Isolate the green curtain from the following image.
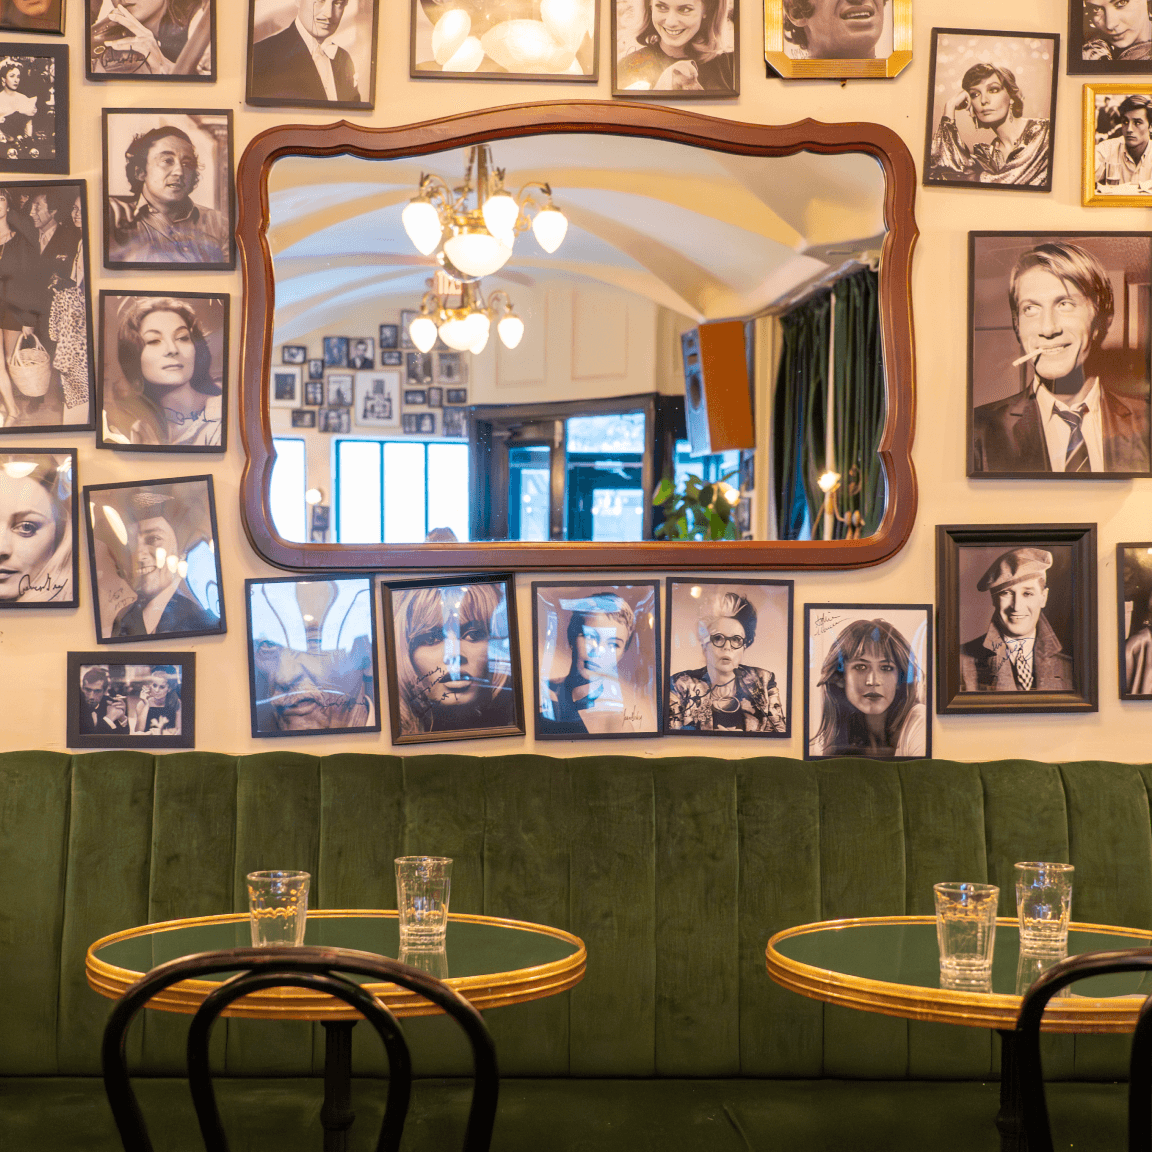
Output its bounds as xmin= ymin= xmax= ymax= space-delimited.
xmin=773 ymin=268 xmax=884 ymax=540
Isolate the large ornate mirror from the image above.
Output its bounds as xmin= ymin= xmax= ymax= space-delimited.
xmin=237 ymin=102 xmax=917 ymax=571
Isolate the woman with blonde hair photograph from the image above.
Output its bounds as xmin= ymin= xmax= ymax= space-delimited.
xmin=0 ymin=452 xmax=73 ymax=605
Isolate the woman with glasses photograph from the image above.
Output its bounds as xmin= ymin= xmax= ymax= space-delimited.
xmin=667 ymin=590 xmax=786 ymax=732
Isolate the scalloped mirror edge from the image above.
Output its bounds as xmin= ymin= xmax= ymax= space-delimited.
xmin=237 ymin=101 xmax=918 ymax=572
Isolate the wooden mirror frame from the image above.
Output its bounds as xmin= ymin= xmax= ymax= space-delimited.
xmin=237 ymin=101 xmax=918 ymax=572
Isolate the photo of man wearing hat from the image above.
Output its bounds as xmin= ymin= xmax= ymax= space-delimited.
xmin=959 ymin=547 xmax=1074 ymax=692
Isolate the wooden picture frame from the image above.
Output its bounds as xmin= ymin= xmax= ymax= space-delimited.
xmin=663 ymin=577 xmax=792 ymax=736
xmin=67 ymin=651 xmax=195 ymax=749
xmin=765 ymin=0 xmax=910 ymax=79
xmin=0 ymin=46 xmax=68 ymax=173
xmin=380 ymin=572 xmax=524 ymax=744
xmin=83 ymin=473 xmax=226 ymax=644
xmin=614 ymin=0 xmax=737 ymax=96
xmin=1117 ymin=542 xmax=1152 ymax=699
xmin=936 ymin=523 xmax=1097 ymax=715
xmin=88 ymin=0 xmax=214 ymax=79
xmin=0 ymin=448 xmax=76 ymax=608
xmin=1068 ymin=0 xmax=1152 ymax=75
xmin=1083 ymin=84 xmax=1152 ymax=206
xmin=245 ymin=573 xmax=380 ymax=737
xmin=804 ymin=602 xmax=931 ymax=759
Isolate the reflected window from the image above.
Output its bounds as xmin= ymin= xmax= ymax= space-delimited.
xmin=566 ymin=413 xmax=645 ymax=542
xmin=270 ymin=437 xmax=306 ymax=542
xmin=509 ymin=445 xmax=550 ymax=542
xmin=673 ymin=440 xmax=740 ymax=492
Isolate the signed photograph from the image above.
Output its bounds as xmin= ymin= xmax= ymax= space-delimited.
xmin=246 ymin=573 xmax=380 ymax=737
xmin=88 ymin=0 xmax=215 ymax=79
xmin=612 ymin=0 xmax=736 ymax=96
xmin=380 ymin=573 xmax=523 ymax=745
xmin=0 ymin=448 xmax=76 ymax=607
xmin=0 ymin=47 xmax=68 ymax=173
xmin=1069 ymin=0 xmax=1152 ymax=73
xmin=804 ymin=603 xmax=931 ymax=761
xmin=532 ymin=580 xmax=661 ymax=739
xmin=663 ymin=578 xmax=791 ymax=736
xmin=67 ymin=652 xmax=195 ymax=749
xmin=0 ymin=0 xmax=64 ymax=34
xmin=83 ymin=473 xmax=225 ymax=644
xmin=1117 ymin=542 xmax=1152 ymax=698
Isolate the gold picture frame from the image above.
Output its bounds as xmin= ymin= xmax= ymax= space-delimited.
xmin=1083 ymin=83 xmax=1152 ymax=207
xmin=764 ymin=0 xmax=910 ymax=79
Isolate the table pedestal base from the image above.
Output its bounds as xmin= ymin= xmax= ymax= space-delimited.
xmin=320 ymin=1020 xmax=357 ymax=1152
xmin=996 ymin=1029 xmax=1027 ymax=1152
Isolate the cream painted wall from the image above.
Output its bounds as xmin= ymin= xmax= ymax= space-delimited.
xmin=5 ymin=0 xmax=1142 ymax=762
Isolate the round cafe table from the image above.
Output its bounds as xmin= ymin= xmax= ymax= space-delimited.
xmin=88 ymin=909 xmax=586 ymax=1151
xmin=766 ymin=916 xmax=1152 ymax=1152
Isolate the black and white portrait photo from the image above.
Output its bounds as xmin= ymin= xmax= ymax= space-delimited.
xmin=435 ymin=350 xmax=466 ymax=385
xmin=1070 ymin=0 xmax=1152 ymax=73
xmin=0 ymin=449 xmax=76 ymax=607
xmin=937 ymin=524 xmax=1098 ymax=715
xmin=1085 ymin=87 xmax=1152 ymax=204
xmin=353 ymin=370 xmax=398 ymax=428
xmin=303 ymin=379 xmax=322 ymax=405
xmin=445 ymin=387 xmax=467 ymax=405
xmin=804 ymin=604 xmax=931 ymax=761
xmin=0 ymin=180 xmax=93 ymax=433
xmin=381 ymin=574 xmax=523 ymax=745
xmin=780 ymin=0 xmax=890 ymax=61
xmin=247 ymin=0 xmax=377 ymax=110
xmin=442 ymin=406 xmax=466 ymax=437
xmin=379 ymin=322 xmax=398 ymax=350
xmin=269 ymin=364 xmax=300 ymax=407
xmin=0 ymin=0 xmax=63 ymax=34
xmin=533 ymin=581 xmax=660 ymax=739
xmin=281 ymin=343 xmax=305 ymax=363
xmin=968 ymin=232 xmax=1152 ymax=478
xmin=290 ymin=407 xmax=315 ymax=428
xmin=326 ymin=373 xmax=352 ymax=407
xmin=1118 ymin=542 xmax=1152 ymax=697
xmin=246 ymin=574 xmax=380 ymax=737
xmin=88 ymin=0 xmax=215 ymax=79
xmin=924 ymin=29 xmax=1058 ymax=191
xmin=0 ymin=48 xmax=67 ymax=173
xmin=401 ymin=411 xmax=434 ymax=434
xmin=84 ymin=474 xmax=225 ymax=644
xmin=613 ymin=0 xmax=736 ymax=95
xmin=406 ymin=350 xmax=432 ymax=386
xmin=323 ymin=334 xmax=347 ymax=367
xmin=381 ymin=350 xmax=402 ymax=366
xmin=307 ymin=357 xmax=323 ymax=379
xmin=664 ymin=578 xmax=791 ymax=736
xmin=404 ymin=388 xmax=427 ymax=406
xmin=98 ymin=290 xmax=227 ymax=451
xmin=319 ymin=406 xmax=350 ymax=433
xmin=67 ymin=653 xmax=195 ymax=749
xmin=102 ymin=108 xmax=234 ymax=270
xmin=347 ymin=336 xmax=373 ymax=369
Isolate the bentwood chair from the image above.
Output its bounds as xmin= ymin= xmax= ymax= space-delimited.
xmin=101 ymin=945 xmax=499 ymax=1152
xmin=1015 ymin=948 xmax=1152 ymax=1152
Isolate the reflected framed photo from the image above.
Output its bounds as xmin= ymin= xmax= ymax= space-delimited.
xmin=326 ymin=374 xmax=352 ymax=406
xmin=281 ymin=344 xmax=305 ymax=364
xmin=353 ymin=370 xmax=399 ymax=428
xmin=967 ymin=232 xmax=1152 ymax=478
xmin=319 ymin=406 xmax=350 ymax=433
xmin=936 ymin=523 xmax=1097 ymax=715
xmin=405 ymin=388 xmax=427 ymax=406
xmin=247 ymin=0 xmax=377 ymax=110
xmin=0 ymin=0 xmax=63 ymax=34
xmin=614 ymin=0 xmax=736 ymax=96
xmin=804 ymin=603 xmax=931 ymax=760
xmin=445 ymin=387 xmax=468 ymax=405
xmin=308 ymin=358 xmax=324 ymax=380
xmin=303 ymin=380 xmax=323 ymax=406
xmin=381 ymin=350 xmax=402 ymax=366
xmin=102 ymin=108 xmax=234 ymax=270
xmin=88 ymin=0 xmax=214 ymax=79
xmin=269 ymin=365 xmax=301 ymax=408
xmin=442 ymin=405 xmax=466 ymax=437
xmin=83 ymin=473 xmax=225 ymax=644
xmin=379 ymin=323 xmax=398 ymax=350
xmin=67 ymin=652 xmax=195 ymax=749
xmin=765 ymin=0 xmax=909 ymax=79
xmin=380 ymin=572 xmax=524 ymax=744
xmin=291 ymin=408 xmax=315 ymax=428
xmin=347 ymin=337 xmax=374 ymax=369
xmin=435 ymin=350 xmax=467 ymax=384
xmin=0 ymin=46 xmax=68 ymax=173
xmin=532 ymin=580 xmax=661 ymax=739
xmin=323 ymin=335 xmax=348 ymax=367
xmin=406 ymin=351 xmax=432 ymax=386
xmin=1117 ymin=542 xmax=1152 ymax=698
xmin=923 ymin=29 xmax=1057 ymax=192
xmin=246 ymin=574 xmax=380 ymax=737
xmin=663 ymin=578 xmax=792 ymax=736
xmin=97 ymin=289 xmax=228 ymax=452
xmin=1068 ymin=0 xmax=1152 ymax=74
xmin=428 ymin=386 xmax=443 ymax=408
xmin=0 ymin=448 xmax=76 ymax=608
xmin=399 ymin=310 xmax=416 ymax=350
xmin=1083 ymin=85 xmax=1152 ymax=206
xmin=411 ymin=0 xmax=597 ymax=81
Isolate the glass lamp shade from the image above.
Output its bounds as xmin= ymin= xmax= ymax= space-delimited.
xmin=438 ymin=315 xmax=477 ymax=352
xmin=497 ymin=313 xmax=525 ymax=349
xmin=442 ymin=227 xmax=512 ymax=278
xmin=409 ymin=314 xmax=439 ymax=353
xmin=481 ymin=191 xmax=519 ymax=240
xmin=401 ymin=199 xmax=443 ymax=256
xmin=469 ymin=326 xmax=490 ymax=355
xmin=531 ymin=206 xmax=568 ymax=253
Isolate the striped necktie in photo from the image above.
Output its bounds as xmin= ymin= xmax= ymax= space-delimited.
xmin=1056 ymin=403 xmax=1090 ymax=472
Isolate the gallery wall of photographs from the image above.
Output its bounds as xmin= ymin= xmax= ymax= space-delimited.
xmin=2 ymin=0 xmax=1151 ymax=761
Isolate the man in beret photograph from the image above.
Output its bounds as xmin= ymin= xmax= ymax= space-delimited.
xmin=960 ymin=547 xmax=1074 ymax=692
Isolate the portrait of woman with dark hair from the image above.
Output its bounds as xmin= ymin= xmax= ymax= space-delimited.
xmin=90 ymin=0 xmax=213 ymax=77
xmin=615 ymin=0 xmax=736 ymax=93
xmin=0 ymin=0 xmax=63 ymax=33
xmin=0 ymin=62 xmax=35 ymax=143
xmin=102 ymin=294 xmax=223 ymax=448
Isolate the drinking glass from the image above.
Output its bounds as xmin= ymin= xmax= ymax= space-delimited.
xmin=247 ymin=870 xmax=310 ymax=947
xmin=395 ymin=856 xmax=452 ymax=948
xmin=934 ymin=882 xmax=999 ymax=990
xmin=1015 ymin=861 xmax=1074 ymax=957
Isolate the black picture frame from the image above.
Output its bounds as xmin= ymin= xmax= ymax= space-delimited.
xmin=803 ymin=602 xmax=932 ymax=760
xmin=531 ymin=580 xmax=662 ymax=739
xmin=303 ymin=380 xmax=323 ymax=406
xmin=88 ymin=0 xmax=215 ymax=80
xmin=399 ymin=310 xmax=416 ymax=350
xmin=247 ymin=0 xmax=378 ymax=111
xmin=323 ymin=335 xmax=348 ymax=367
xmin=0 ymin=180 xmax=95 ymax=433
xmin=291 ymin=408 xmax=316 ymax=428
xmin=923 ymin=28 xmax=1059 ymax=193
xmin=67 ymin=651 xmax=195 ymax=749
xmin=0 ymin=0 xmax=63 ymax=35
xmin=101 ymin=108 xmax=235 ymax=271
xmin=612 ymin=0 xmax=736 ymax=97
xmin=0 ymin=448 xmax=76 ymax=608
xmin=379 ymin=323 xmax=399 ymax=350
xmin=381 ymin=350 xmax=403 ymax=366
xmin=83 ymin=473 xmax=226 ymax=644
xmin=442 ymin=405 xmax=466 ymax=437
xmin=427 ymin=386 xmax=443 ymax=408
xmin=245 ymin=573 xmax=381 ymax=738
xmin=326 ymin=374 xmax=353 ymax=407
xmin=1117 ymin=542 xmax=1152 ymax=699
xmin=406 ymin=351 xmax=432 ymax=386
xmin=0 ymin=46 xmax=68 ymax=173
xmin=435 ymin=350 xmax=467 ymax=384
xmin=1068 ymin=0 xmax=1152 ymax=74
xmin=347 ymin=337 xmax=374 ymax=369
xmin=380 ymin=572 xmax=524 ymax=745
xmin=307 ymin=358 xmax=324 ymax=380
xmin=445 ymin=387 xmax=468 ymax=405
xmin=967 ymin=231 xmax=1152 ymax=479
xmin=96 ymin=289 xmax=228 ymax=453
xmin=404 ymin=388 xmax=428 ymax=406
xmin=936 ymin=523 xmax=1097 ymax=714
xmin=282 ymin=344 xmax=306 ymax=364
xmin=663 ymin=577 xmax=792 ymax=737
xmin=269 ymin=365 xmax=301 ymax=407
xmin=318 ymin=406 xmax=350 ymax=433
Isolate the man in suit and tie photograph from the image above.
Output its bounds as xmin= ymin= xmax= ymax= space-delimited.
xmin=969 ymin=236 xmax=1152 ymax=475
xmin=248 ymin=0 xmax=372 ymax=108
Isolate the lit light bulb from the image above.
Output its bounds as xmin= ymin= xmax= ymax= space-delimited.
xmin=438 ymin=316 xmax=476 ymax=351
xmin=497 ymin=312 xmax=524 ymax=349
xmin=402 ymin=198 xmax=442 ymax=255
xmin=469 ymin=323 xmax=490 ymax=354
xmin=531 ymin=204 xmax=568 ymax=253
xmin=409 ymin=314 xmax=438 ymax=353
xmin=817 ymin=470 xmax=840 ymax=494
xmin=443 ymin=226 xmax=511 ymax=278
xmin=482 ymin=190 xmax=519 ymax=239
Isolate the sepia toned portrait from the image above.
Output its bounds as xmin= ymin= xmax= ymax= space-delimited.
xmin=0 ymin=448 xmax=76 ymax=607
xmin=88 ymin=0 xmax=215 ymax=79
xmin=613 ymin=0 xmax=736 ymax=96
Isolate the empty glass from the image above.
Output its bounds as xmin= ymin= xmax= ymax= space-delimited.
xmin=395 ymin=856 xmax=452 ymax=948
xmin=1015 ymin=862 xmax=1074 ymax=957
xmin=247 ymin=870 xmax=310 ymax=947
xmin=934 ymin=882 xmax=999 ymax=990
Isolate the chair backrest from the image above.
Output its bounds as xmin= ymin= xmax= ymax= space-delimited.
xmin=1015 ymin=948 xmax=1152 ymax=1152
xmin=101 ymin=945 xmax=499 ymax=1152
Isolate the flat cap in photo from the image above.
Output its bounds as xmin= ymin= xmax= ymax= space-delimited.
xmin=977 ymin=547 xmax=1053 ymax=594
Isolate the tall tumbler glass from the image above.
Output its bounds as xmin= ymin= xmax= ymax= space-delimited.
xmin=1015 ymin=861 xmax=1074 ymax=957
xmin=247 ymin=870 xmax=310 ymax=947
xmin=395 ymin=856 xmax=452 ymax=948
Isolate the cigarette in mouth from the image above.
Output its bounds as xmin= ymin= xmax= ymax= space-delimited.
xmin=1012 ymin=348 xmax=1050 ymax=367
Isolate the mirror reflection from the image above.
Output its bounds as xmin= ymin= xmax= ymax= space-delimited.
xmin=265 ymin=132 xmax=888 ymax=546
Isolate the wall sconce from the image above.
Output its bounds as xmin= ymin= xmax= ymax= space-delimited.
xmin=817 ymin=468 xmax=865 ymax=540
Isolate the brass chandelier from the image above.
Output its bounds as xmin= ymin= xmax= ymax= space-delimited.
xmin=408 ymin=271 xmax=524 ymax=354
